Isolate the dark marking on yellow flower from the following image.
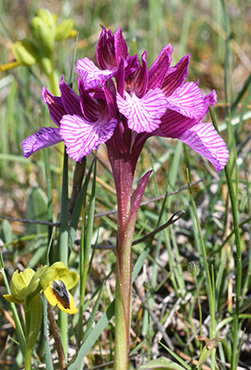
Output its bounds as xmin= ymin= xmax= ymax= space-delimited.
xmin=52 ymin=280 xmax=70 ymax=309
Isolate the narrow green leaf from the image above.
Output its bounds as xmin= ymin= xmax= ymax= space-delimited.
xmin=83 ymin=283 xmax=103 ymax=342
xmin=25 ymin=186 xmax=48 ymax=235
xmin=0 ymin=219 xmax=13 ymax=244
xmin=68 ymin=300 xmax=115 ymax=370
xmin=159 ymin=344 xmax=192 ymax=370
xmin=138 ymin=356 xmax=187 ymax=370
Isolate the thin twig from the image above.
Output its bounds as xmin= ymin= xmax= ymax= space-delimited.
xmin=73 ymin=210 xmax=185 ymax=250
xmin=47 ymin=302 xmax=66 ymax=370
xmin=132 ymin=210 xmax=185 ymax=246
xmin=0 ymin=178 xmax=203 ymax=227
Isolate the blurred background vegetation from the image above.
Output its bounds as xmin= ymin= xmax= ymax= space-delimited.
xmin=1 ymin=0 xmax=251 ymax=369
xmin=1 ymin=0 xmax=251 ymax=228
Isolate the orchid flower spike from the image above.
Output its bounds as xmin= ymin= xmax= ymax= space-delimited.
xmin=23 ymin=27 xmax=229 ymax=172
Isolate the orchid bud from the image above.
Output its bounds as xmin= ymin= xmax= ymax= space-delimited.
xmin=37 ymin=8 xmax=56 ymax=29
xmin=11 ymin=40 xmax=38 ymax=67
xmin=30 ymin=16 xmax=54 ymax=56
xmin=40 ymin=56 xmax=53 ymax=75
xmin=4 ymin=268 xmax=35 ymax=304
xmin=55 ymin=19 xmax=77 ymax=41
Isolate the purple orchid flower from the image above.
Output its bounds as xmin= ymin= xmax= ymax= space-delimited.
xmin=76 ymin=27 xmax=137 ymax=90
xmin=60 ymin=78 xmax=118 ymax=161
xmin=23 ymin=26 xmax=228 ymax=173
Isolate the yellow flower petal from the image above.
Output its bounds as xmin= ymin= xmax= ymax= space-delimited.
xmin=44 ymin=280 xmax=78 ymax=314
xmin=40 ymin=263 xmax=65 ymax=289
xmin=59 ymin=270 xmax=79 ymax=290
xmin=44 ymin=285 xmax=58 ymax=307
xmin=3 ymin=294 xmax=24 ymax=304
xmin=40 ymin=262 xmax=79 ymax=291
xmin=0 ymin=61 xmax=21 ymax=71
xmin=57 ymin=292 xmax=78 ymax=314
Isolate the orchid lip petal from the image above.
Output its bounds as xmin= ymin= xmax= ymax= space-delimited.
xmin=116 ymin=88 xmax=168 ymax=133
xmin=165 ymin=81 xmax=207 ymax=119
xmin=22 ymin=127 xmax=63 ymax=158
xmin=44 ymin=284 xmax=78 ymax=314
xmin=176 ymin=121 xmax=229 ymax=171
xmin=59 ymin=114 xmax=117 ymax=162
xmin=76 ymin=58 xmax=116 ymax=89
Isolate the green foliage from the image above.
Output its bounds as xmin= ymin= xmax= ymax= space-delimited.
xmin=25 ymin=186 xmax=48 ymax=235
xmin=138 ymin=356 xmax=188 ymax=370
xmin=1 ymin=0 xmax=251 ymax=369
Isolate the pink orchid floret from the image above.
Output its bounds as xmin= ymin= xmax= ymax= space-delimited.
xmin=22 ymin=76 xmax=117 ymax=159
xmin=76 ymin=27 xmax=135 ymax=90
xmin=60 ymin=79 xmax=118 ymax=162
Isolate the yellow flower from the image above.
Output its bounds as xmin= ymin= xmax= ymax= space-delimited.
xmin=41 ymin=262 xmax=79 ymax=314
xmin=4 ymin=262 xmax=79 ymax=315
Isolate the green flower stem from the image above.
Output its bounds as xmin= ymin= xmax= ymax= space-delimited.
xmin=77 ymin=201 xmax=87 ymax=347
xmin=58 ymin=148 xmax=69 ymax=358
xmin=186 ymin=164 xmax=216 ymax=369
xmin=194 ymin=276 xmax=203 ymax=338
xmin=24 ymin=346 xmax=32 ymax=370
xmin=0 ymin=265 xmax=26 ymax=358
xmin=114 ymin=235 xmax=133 ymax=370
xmin=43 ymin=148 xmax=53 ymax=247
xmin=112 ymin=170 xmax=151 ymax=369
xmin=113 ymin=172 xmax=134 ymax=370
xmin=77 ymin=159 xmax=95 ymax=346
xmin=47 ymin=67 xmax=60 ymax=96
xmin=114 ymin=270 xmax=130 ymax=370
xmin=107 ymin=139 xmax=151 ymax=369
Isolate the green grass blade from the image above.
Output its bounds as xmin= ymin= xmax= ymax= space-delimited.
xmin=210 ymin=107 xmax=242 ymax=370
xmin=68 ymin=300 xmax=115 ymax=370
xmin=0 ymin=250 xmax=26 ymax=358
xmin=58 ymin=148 xmax=69 ymax=358
xmin=82 ymin=283 xmax=104 ymax=342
